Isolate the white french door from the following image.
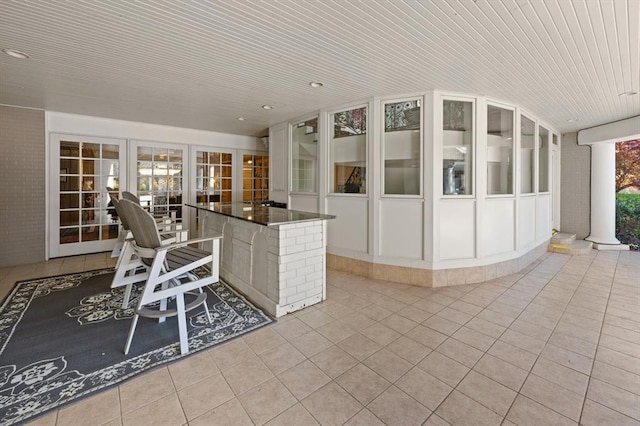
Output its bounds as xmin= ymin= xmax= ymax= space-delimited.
xmin=49 ymin=134 xmax=127 ymax=257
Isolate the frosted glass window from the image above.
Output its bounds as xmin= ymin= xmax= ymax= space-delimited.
xmin=291 ymin=117 xmax=318 ymax=193
xmin=520 ymin=115 xmax=535 ymax=194
xmin=330 ymin=106 xmax=367 ymax=194
xmin=442 ymin=100 xmax=473 ymax=195
xmin=383 ymin=100 xmax=421 ymax=195
xmin=539 ymin=125 xmax=549 ymax=192
xmin=487 ymin=105 xmax=514 ymax=195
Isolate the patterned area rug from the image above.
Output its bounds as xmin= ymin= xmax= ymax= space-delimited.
xmin=0 ymin=269 xmax=273 ymax=425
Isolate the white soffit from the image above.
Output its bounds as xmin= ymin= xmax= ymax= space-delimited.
xmin=0 ymin=0 xmax=638 ymax=137
xmin=578 ymin=115 xmax=640 ymax=144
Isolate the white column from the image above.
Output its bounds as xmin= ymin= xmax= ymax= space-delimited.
xmin=586 ymin=142 xmax=622 ymax=246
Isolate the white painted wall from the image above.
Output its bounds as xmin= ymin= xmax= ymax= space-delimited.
xmin=326 ymin=197 xmax=368 ymax=255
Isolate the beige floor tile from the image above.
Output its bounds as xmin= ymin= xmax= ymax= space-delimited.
xmin=397 ymin=305 xmax=433 ymax=324
xmin=405 ymin=324 xmax=448 ymax=349
xmin=119 ymin=367 xmax=175 ymax=413
xmin=540 ymin=343 xmax=593 ymax=374
xmin=396 ymin=366 xmax=452 ymax=410
xmin=367 ymin=385 xmax=431 ymax=425
xmin=363 ymin=348 xmax=412 ymax=382
xmin=336 ymin=363 xmax=391 ymax=405
xmin=424 ymin=413 xmax=453 ymax=425
xmin=457 ymin=370 xmax=517 ymax=416
xmin=278 ymin=360 xmax=331 ymax=400
xmin=238 ymin=377 xmax=297 ymax=425
xmin=339 ymin=312 xmax=377 ymax=331
xmin=302 ymin=382 xmax=363 ymax=425
xmin=417 ymin=351 xmax=470 ymax=387
xmin=435 ymin=338 xmax=484 ymax=368
xmin=591 ymin=360 xmax=640 ymax=395
xmin=177 ymin=372 xmax=234 ymax=420
xmin=57 ymin=387 xmax=120 ymax=426
xmin=520 ymin=374 xmax=585 ymax=421
xmin=290 ymin=330 xmax=333 ymax=357
xmin=337 ymin=332 xmax=382 ymax=361
xmin=475 ymin=308 xmax=517 ymax=328
xmin=465 ymin=317 xmax=507 ymax=339
xmin=488 ymin=340 xmax=538 ymax=371
xmin=423 ymin=315 xmax=462 ymax=335
xmin=264 ymin=403 xmax=320 ymax=426
xmin=436 ymin=390 xmax=503 ymax=426
xmin=509 ymin=318 xmax=554 ymax=341
xmin=259 ymin=341 xmax=306 ymax=375
xmin=531 ymin=357 xmax=589 ymax=395
xmin=23 ymin=410 xmax=57 ymax=426
xmin=473 ymin=354 xmax=528 ymax=391
xmin=449 ymin=300 xmax=484 ymax=316
xmin=601 ymin=323 xmax=640 ymax=344
xmin=587 ymin=378 xmax=640 ymax=421
xmin=596 ymin=346 xmax=640 ymax=375
xmin=190 ymin=398 xmax=253 ymax=426
xmin=316 ymin=320 xmax=356 ymax=343
xmin=271 ymin=317 xmax=313 ymax=341
xmin=122 ymin=392 xmax=186 ymax=426
xmin=383 ymin=313 xmax=420 ymax=334
xmin=385 ymin=335 xmax=432 ymax=364
xmin=437 ymin=306 xmax=474 ymax=325
xmin=580 ymin=398 xmax=640 ymax=426
xmin=412 ymin=298 xmax=447 ymax=314
xmin=221 ymin=357 xmax=274 ymax=395
xmin=167 ymin=350 xmax=219 ymax=390
xmin=343 ymin=408 xmax=386 ymax=426
xmin=548 ymin=331 xmax=598 ymax=358
xmin=500 ymin=329 xmax=546 ymax=355
xmin=360 ymin=322 xmax=402 ymax=346
xmin=600 ymin=333 xmax=640 ymax=358
xmin=452 ymin=326 xmax=496 ymax=352
xmin=297 ymin=309 xmax=337 ymax=329
xmin=310 ymin=345 xmax=359 ymax=378
xmin=242 ymin=326 xmax=287 ymax=354
xmin=506 ymin=395 xmax=576 ymax=426
xmin=359 ymin=303 xmax=394 ymax=321
xmin=209 ymin=338 xmax=258 ymax=371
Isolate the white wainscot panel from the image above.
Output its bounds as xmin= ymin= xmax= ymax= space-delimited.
xmin=483 ymin=199 xmax=515 ymax=256
xmin=439 ymin=199 xmax=475 ymax=260
xmin=379 ymin=199 xmax=423 ymax=259
xmin=536 ymin=195 xmax=551 ymax=240
xmin=518 ymin=196 xmax=536 ymax=247
xmin=290 ymin=195 xmax=319 ymax=213
xmin=326 ymin=197 xmax=368 ymax=253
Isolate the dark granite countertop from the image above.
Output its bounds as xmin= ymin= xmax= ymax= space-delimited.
xmin=186 ymin=202 xmax=335 ymax=226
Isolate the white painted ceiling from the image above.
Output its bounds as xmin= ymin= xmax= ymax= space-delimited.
xmin=0 ymin=0 xmax=638 ymax=137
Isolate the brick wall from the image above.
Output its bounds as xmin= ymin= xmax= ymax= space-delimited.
xmin=560 ymin=132 xmax=591 ymax=239
xmin=0 ymin=106 xmax=46 ymax=267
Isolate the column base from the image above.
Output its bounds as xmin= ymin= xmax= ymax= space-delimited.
xmin=591 ymin=243 xmax=630 ymax=251
xmin=585 ymin=236 xmax=621 ymax=245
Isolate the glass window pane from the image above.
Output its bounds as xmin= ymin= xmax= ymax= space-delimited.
xmin=153 ymin=148 xmax=168 ymax=162
xmin=169 ymin=149 xmax=182 ymax=162
xmin=539 ymin=125 xmax=549 ymax=192
xmin=60 ymin=228 xmax=80 ymax=244
xmin=292 ymin=117 xmax=318 ymax=193
xmin=60 ymin=158 xmax=80 ymax=174
xmin=102 ymin=144 xmax=119 ymax=159
xmin=330 ymin=106 xmax=367 ymax=194
xmin=60 ymin=176 xmax=80 ymax=191
xmin=81 ymin=226 xmax=100 ymax=241
xmin=520 ymin=115 xmax=535 ymax=194
xmin=60 ymin=211 xmax=79 ymax=227
xmin=82 ymin=143 xmax=100 ymax=158
xmin=102 ymin=224 xmax=119 ymax=240
xmin=82 ymin=159 xmax=100 ymax=176
xmin=383 ymin=100 xmax=421 ymax=195
xmin=487 ymin=105 xmax=514 ymax=195
xmin=60 ymin=193 xmax=79 ymax=209
xmin=60 ymin=141 xmax=80 ymax=157
xmin=442 ymin=100 xmax=473 ymax=195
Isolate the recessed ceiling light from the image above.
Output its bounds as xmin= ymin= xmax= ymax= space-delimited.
xmin=309 ymin=82 xmax=324 ymax=88
xmin=567 ymin=118 xmax=581 ymax=123
xmin=2 ymin=48 xmax=30 ymax=59
xmin=261 ymin=105 xmax=274 ymax=110
xmin=619 ymin=91 xmax=639 ymax=96
xmin=236 ymin=117 xmax=245 ymax=121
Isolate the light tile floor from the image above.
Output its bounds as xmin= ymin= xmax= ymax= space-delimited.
xmin=1 ymin=250 xmax=639 ymax=426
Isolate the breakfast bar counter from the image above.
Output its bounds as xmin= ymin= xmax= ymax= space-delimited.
xmin=187 ymin=202 xmax=335 ymax=317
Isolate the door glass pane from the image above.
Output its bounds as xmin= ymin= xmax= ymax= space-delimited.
xmin=521 ymin=115 xmax=535 ymax=194
xmin=442 ymin=100 xmax=473 ymax=195
xmin=292 ymin=117 xmax=318 ymax=193
xmin=196 ymin=150 xmax=232 ymax=203
xmin=59 ymin=141 xmax=120 ymax=244
xmin=243 ymin=154 xmax=270 ymax=203
xmin=137 ymin=146 xmax=184 ymax=219
xmin=539 ymin=125 xmax=549 ymax=192
xmin=487 ymin=105 xmax=514 ymax=195
xmin=330 ymin=106 xmax=367 ymax=194
xmin=383 ymin=100 xmax=421 ymax=195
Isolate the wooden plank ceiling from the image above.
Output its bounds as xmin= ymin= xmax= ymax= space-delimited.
xmin=0 ymin=0 xmax=637 ymax=137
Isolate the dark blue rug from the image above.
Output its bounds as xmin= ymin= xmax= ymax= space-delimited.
xmin=0 ymin=269 xmax=273 ymax=425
